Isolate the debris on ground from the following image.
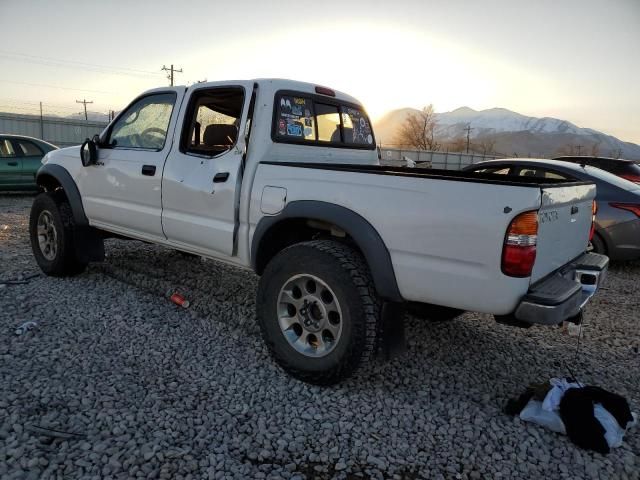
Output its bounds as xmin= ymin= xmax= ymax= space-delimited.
xmin=25 ymin=424 xmax=86 ymax=440
xmin=507 ymin=377 xmax=637 ymax=454
xmin=169 ymin=292 xmax=190 ymax=308
xmin=14 ymin=321 xmax=38 ymax=335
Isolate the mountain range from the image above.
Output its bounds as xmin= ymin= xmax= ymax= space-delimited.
xmin=374 ymin=107 xmax=640 ymax=160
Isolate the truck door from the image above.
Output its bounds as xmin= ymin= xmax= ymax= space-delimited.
xmin=161 ymin=83 xmax=253 ymax=257
xmin=77 ymin=89 xmax=183 ymax=240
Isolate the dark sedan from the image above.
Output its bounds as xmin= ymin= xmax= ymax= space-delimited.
xmin=553 ymin=156 xmax=640 ymax=184
xmin=463 ymin=159 xmax=640 ymax=261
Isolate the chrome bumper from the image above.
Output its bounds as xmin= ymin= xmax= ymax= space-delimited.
xmin=514 ymin=252 xmax=609 ymax=326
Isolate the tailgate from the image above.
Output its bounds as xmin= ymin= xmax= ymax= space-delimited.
xmin=531 ymin=183 xmax=596 ymax=282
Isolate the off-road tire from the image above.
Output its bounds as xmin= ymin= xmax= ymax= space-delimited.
xmin=29 ymin=191 xmax=87 ymax=276
xmin=407 ymin=303 xmax=464 ymax=322
xmin=257 ymin=240 xmax=381 ymax=385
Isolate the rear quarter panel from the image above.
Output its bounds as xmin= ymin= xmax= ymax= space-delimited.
xmin=250 ymin=164 xmax=543 ymax=315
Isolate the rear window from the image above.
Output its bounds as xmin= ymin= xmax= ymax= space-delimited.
xmin=274 ymin=91 xmax=374 ymax=149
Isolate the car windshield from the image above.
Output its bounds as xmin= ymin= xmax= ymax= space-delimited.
xmin=581 ymin=164 xmax=640 ymax=190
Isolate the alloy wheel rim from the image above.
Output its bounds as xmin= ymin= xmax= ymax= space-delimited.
xmin=277 ymin=273 xmax=343 ymax=358
xmin=37 ymin=210 xmax=57 ymax=261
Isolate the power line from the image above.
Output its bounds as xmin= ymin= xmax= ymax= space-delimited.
xmin=76 ymin=99 xmax=94 ymax=121
xmin=0 ymin=51 xmax=164 ymax=78
xmin=0 ymin=79 xmax=115 ymax=94
xmin=161 ymin=64 xmax=183 ymax=86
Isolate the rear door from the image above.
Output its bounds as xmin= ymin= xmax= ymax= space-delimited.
xmin=12 ymin=138 xmax=44 ymax=186
xmin=161 ymin=82 xmax=254 ymax=257
xmin=0 ymin=138 xmax=22 ymax=187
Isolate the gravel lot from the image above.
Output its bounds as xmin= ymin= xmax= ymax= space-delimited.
xmin=1 ymin=193 xmax=638 ymax=480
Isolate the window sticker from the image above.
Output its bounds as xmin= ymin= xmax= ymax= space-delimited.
xmin=343 ymin=107 xmax=373 ymax=145
xmin=287 ymin=122 xmax=303 ymax=136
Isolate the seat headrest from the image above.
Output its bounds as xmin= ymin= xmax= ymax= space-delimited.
xmin=203 ymin=124 xmax=237 ymax=146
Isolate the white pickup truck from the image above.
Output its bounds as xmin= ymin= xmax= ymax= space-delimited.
xmin=30 ymin=79 xmax=608 ymax=384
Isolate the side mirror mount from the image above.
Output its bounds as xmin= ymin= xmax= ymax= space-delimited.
xmin=80 ymin=137 xmax=98 ymax=166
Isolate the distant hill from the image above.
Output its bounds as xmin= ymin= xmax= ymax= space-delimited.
xmin=374 ymin=107 xmax=640 ymax=160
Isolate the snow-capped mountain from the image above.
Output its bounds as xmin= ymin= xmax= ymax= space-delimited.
xmin=374 ymin=107 xmax=640 ymax=159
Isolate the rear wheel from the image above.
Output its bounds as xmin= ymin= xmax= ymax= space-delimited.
xmin=588 ymin=232 xmax=607 ymax=255
xmin=257 ymin=240 xmax=381 ymax=385
xmin=29 ymin=191 xmax=87 ymax=276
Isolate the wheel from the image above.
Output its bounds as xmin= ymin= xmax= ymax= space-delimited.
xmin=257 ymin=240 xmax=381 ymax=385
xmin=588 ymin=232 xmax=606 ymax=255
xmin=407 ymin=302 xmax=464 ymax=322
xmin=29 ymin=191 xmax=87 ymax=276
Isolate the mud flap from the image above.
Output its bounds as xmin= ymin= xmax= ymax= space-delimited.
xmin=74 ymin=227 xmax=105 ymax=263
xmin=379 ymin=302 xmax=407 ymax=360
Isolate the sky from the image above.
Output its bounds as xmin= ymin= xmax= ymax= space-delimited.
xmin=0 ymin=0 xmax=639 ymax=143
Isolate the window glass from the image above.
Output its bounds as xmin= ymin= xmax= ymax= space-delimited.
xmin=276 ymin=95 xmax=315 ymax=141
xmin=543 ymin=170 xmax=569 ymax=180
xmin=17 ymin=141 xmax=43 ymax=156
xmin=109 ymin=93 xmax=175 ymax=150
xmin=518 ymin=167 xmax=540 ymax=177
xmin=473 ymin=166 xmax=510 ymax=174
xmin=0 ymin=139 xmax=16 ymax=158
xmin=316 ymin=103 xmax=341 ymax=142
xmin=184 ymin=88 xmax=244 ymax=156
xmin=341 ymin=107 xmax=373 ymax=145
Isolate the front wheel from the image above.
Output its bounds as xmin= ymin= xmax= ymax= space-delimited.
xmin=257 ymin=240 xmax=381 ymax=385
xmin=29 ymin=191 xmax=87 ymax=276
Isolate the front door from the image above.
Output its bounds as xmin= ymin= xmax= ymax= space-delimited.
xmin=161 ymin=83 xmax=253 ymax=257
xmin=0 ymin=138 xmax=23 ymax=188
xmin=76 ymin=89 xmax=183 ymax=240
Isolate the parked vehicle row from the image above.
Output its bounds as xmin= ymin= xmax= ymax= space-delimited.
xmin=463 ymin=159 xmax=640 ymax=261
xmin=27 ymin=79 xmax=608 ymax=384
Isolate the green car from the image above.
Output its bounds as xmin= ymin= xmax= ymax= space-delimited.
xmin=0 ymin=134 xmax=58 ymax=191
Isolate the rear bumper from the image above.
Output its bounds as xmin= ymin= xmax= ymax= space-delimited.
xmin=514 ymin=252 xmax=609 ymax=325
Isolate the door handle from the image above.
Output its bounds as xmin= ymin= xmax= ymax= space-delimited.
xmin=7 ymin=161 xmax=18 ymax=167
xmin=141 ymin=165 xmax=156 ymax=176
xmin=213 ymin=172 xmax=229 ymax=183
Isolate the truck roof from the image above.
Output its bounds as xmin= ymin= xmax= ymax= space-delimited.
xmin=140 ymin=78 xmax=365 ymax=111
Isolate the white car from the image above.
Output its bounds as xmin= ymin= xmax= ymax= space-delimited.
xmin=31 ymin=79 xmax=608 ymax=384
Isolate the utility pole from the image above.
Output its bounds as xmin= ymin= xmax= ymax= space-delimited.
xmin=39 ymin=102 xmax=44 ymax=139
xmin=76 ymin=98 xmax=93 ymax=121
xmin=575 ymin=144 xmax=583 ymax=156
xmin=161 ymin=64 xmax=183 ymax=86
xmin=464 ymin=124 xmax=473 ymax=154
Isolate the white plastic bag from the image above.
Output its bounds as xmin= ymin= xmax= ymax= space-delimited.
xmin=520 ymin=399 xmax=566 ymax=434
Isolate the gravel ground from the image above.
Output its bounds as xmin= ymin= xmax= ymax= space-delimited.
xmin=1 ymin=192 xmax=638 ymax=480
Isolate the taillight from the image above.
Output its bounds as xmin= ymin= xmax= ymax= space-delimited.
xmin=589 ymin=200 xmax=597 ymax=241
xmin=611 ymin=203 xmax=640 ymax=218
xmin=502 ymin=211 xmax=538 ymax=277
xmin=620 ymin=174 xmax=640 ymax=184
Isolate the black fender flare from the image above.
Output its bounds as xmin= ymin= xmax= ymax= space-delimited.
xmin=251 ymin=200 xmax=403 ymax=302
xmin=36 ymin=164 xmax=89 ymax=227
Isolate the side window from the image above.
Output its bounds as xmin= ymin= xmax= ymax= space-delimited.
xmin=16 ymin=140 xmax=43 ymax=156
xmin=0 ymin=139 xmax=16 ymax=158
xmin=316 ymin=103 xmax=340 ymax=142
xmin=108 ymin=93 xmax=176 ymax=150
xmin=182 ymin=87 xmax=245 ymax=156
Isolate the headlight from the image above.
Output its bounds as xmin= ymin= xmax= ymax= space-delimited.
xmin=41 ymin=153 xmax=50 ymax=165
